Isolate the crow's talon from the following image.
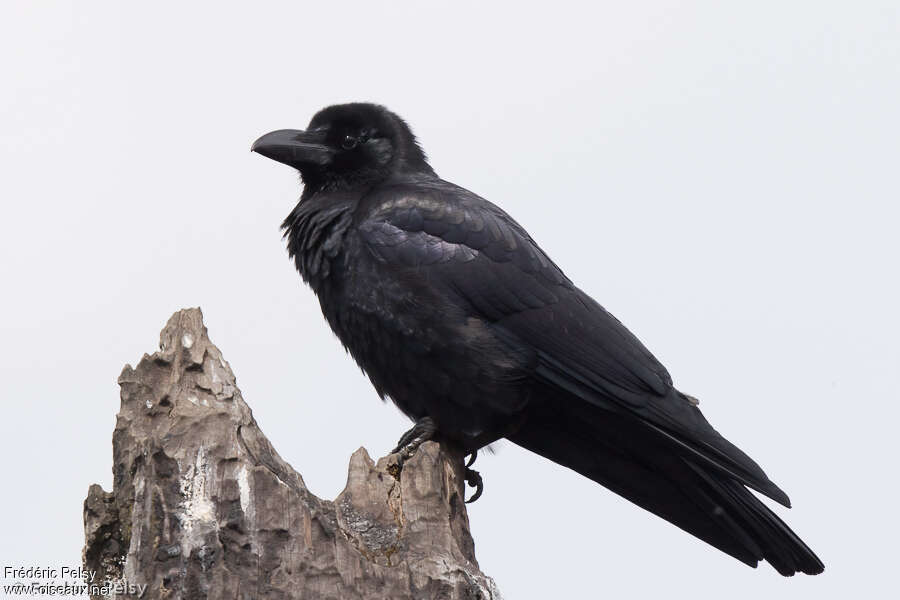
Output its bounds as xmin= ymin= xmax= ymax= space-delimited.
xmin=465 ymin=451 xmax=477 ymax=468
xmin=464 ymin=467 xmax=483 ymax=503
xmin=391 ymin=417 xmax=438 ymax=476
xmin=392 ymin=416 xmax=437 ymax=455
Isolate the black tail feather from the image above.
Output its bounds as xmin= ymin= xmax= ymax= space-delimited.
xmin=507 ymin=394 xmax=824 ymax=575
xmin=686 ymin=461 xmax=824 ymax=575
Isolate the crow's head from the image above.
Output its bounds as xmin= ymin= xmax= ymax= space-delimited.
xmin=252 ymin=103 xmax=433 ymax=190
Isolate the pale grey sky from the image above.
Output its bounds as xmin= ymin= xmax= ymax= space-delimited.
xmin=1 ymin=1 xmax=898 ymax=598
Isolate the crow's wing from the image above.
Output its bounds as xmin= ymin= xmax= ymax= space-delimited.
xmin=358 ymin=178 xmax=789 ymax=506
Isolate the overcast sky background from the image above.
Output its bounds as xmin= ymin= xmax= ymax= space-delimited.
xmin=2 ymin=1 xmax=898 ymax=598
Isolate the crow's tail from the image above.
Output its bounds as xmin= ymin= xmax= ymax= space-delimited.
xmin=506 ymin=395 xmax=824 ymax=575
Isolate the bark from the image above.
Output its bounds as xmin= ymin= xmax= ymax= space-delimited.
xmin=83 ymin=308 xmax=501 ymax=600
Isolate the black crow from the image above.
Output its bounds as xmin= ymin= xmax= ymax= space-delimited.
xmin=252 ymin=103 xmax=824 ymax=575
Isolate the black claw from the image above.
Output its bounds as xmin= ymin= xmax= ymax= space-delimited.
xmin=464 ymin=467 xmax=483 ymax=503
xmin=465 ymin=451 xmax=477 ymax=468
xmin=391 ymin=416 xmax=437 ymax=461
xmin=391 ymin=429 xmax=416 ymax=455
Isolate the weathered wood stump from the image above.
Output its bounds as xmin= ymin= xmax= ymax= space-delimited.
xmin=83 ymin=308 xmax=500 ymax=599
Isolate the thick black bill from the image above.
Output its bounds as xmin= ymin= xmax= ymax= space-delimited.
xmin=251 ymin=129 xmax=333 ymax=169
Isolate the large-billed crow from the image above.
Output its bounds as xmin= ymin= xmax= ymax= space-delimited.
xmin=252 ymin=103 xmax=823 ymax=575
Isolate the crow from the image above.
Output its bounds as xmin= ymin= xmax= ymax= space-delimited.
xmin=252 ymin=103 xmax=824 ymax=575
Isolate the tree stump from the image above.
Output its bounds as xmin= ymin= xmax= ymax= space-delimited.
xmin=83 ymin=308 xmax=501 ymax=599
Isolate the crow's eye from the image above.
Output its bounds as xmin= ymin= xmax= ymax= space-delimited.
xmin=341 ymin=135 xmax=358 ymax=150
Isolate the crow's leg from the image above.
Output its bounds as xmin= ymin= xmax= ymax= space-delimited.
xmin=391 ymin=416 xmax=438 ymax=465
xmin=465 ymin=451 xmax=477 ymax=468
xmin=464 ymin=467 xmax=484 ymax=503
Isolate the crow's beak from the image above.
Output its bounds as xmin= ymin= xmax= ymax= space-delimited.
xmin=251 ymin=129 xmax=333 ymax=168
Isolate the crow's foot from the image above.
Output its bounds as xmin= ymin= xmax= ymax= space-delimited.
xmin=391 ymin=419 xmax=483 ymax=501
xmin=391 ymin=416 xmax=438 ymax=472
xmin=464 ymin=467 xmax=484 ymax=503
